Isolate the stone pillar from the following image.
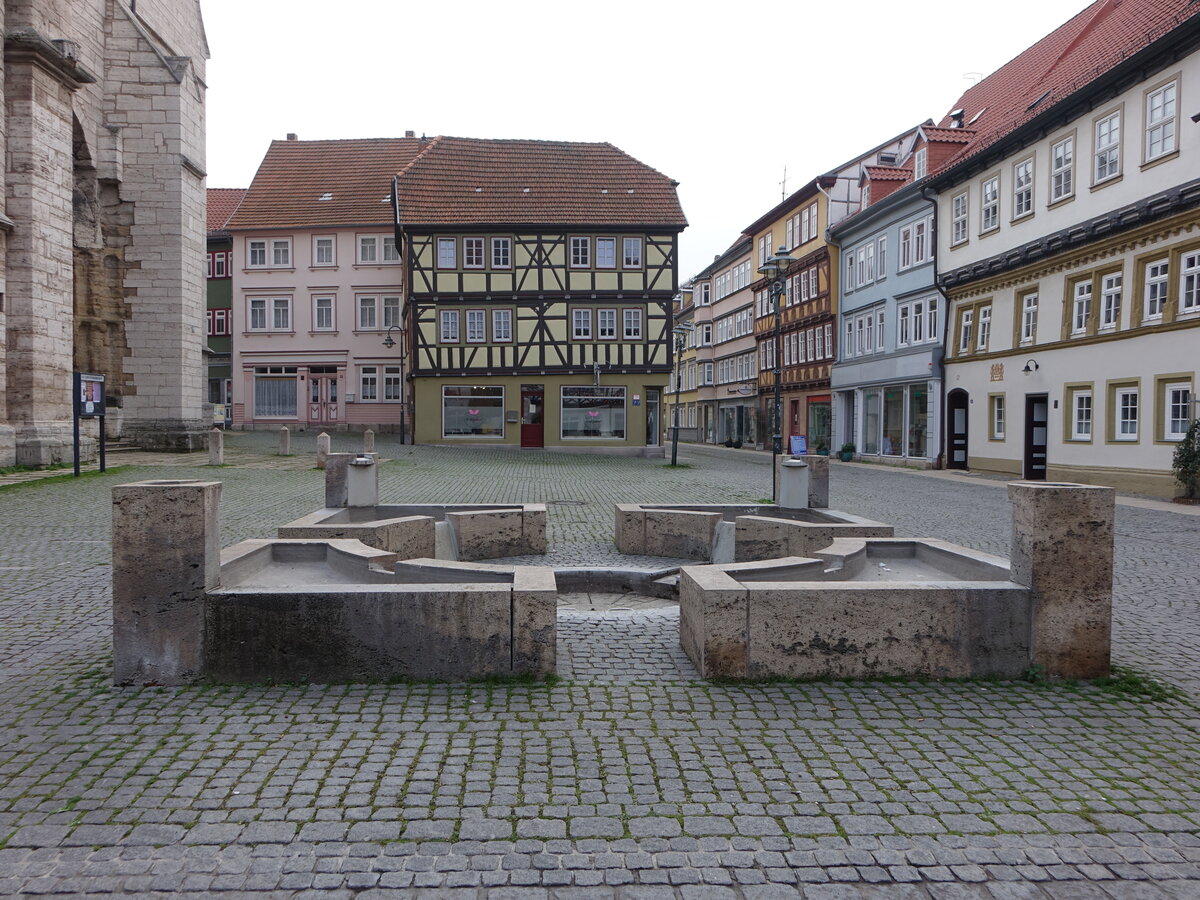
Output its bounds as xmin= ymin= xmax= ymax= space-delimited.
xmin=208 ymin=428 xmax=223 ymax=465
xmin=363 ymin=429 xmax=375 ymax=453
xmin=325 ymin=452 xmax=379 ymax=508
xmin=778 ymin=458 xmax=810 ymax=510
xmin=803 ymin=455 xmax=830 ymax=509
xmin=278 ymin=426 xmax=290 ymax=456
xmin=112 ymin=479 xmax=221 ymax=686
xmin=316 ymin=432 xmax=331 ymax=469
xmin=1008 ymin=482 xmax=1115 ymax=679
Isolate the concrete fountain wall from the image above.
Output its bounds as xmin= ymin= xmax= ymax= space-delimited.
xmin=111 ymin=479 xmax=556 ymax=686
xmin=678 ymin=483 xmax=1115 ymax=681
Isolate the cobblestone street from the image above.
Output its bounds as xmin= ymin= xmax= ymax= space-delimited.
xmin=1 ymin=433 xmax=1199 ymax=898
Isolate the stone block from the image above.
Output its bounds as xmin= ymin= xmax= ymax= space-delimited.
xmin=277 ymin=515 xmax=435 ymax=560
xmin=278 ymin=426 xmax=290 ymax=456
xmin=679 ymin=566 xmax=749 ymax=678
xmin=643 ymin=509 xmax=720 ymax=560
xmin=448 ymin=508 xmax=543 ymax=560
xmin=614 ymin=505 xmax=646 ymax=555
xmin=112 ymin=479 xmax=221 ymax=686
xmin=208 ymin=428 xmax=223 ymax=465
xmin=363 ymin=429 xmax=375 ymax=453
xmin=315 ymin=433 xmax=330 ymax=469
xmin=512 ymin=567 xmax=558 ymax=675
xmin=1008 ymin=482 xmax=1115 ymax=679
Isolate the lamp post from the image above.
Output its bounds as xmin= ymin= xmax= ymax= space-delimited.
xmin=670 ymin=321 xmax=694 ymax=466
xmin=757 ymin=246 xmax=796 ymax=502
xmin=381 ymin=324 xmax=407 ymax=446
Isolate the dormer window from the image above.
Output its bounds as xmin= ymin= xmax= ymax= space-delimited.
xmin=913 ymin=147 xmax=927 ymax=180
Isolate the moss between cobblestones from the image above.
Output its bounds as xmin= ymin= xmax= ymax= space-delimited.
xmin=0 ymin=465 xmax=131 ymax=492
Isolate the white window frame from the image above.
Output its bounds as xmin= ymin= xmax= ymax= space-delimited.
xmin=951 ymin=193 xmax=968 ymax=245
xmin=466 ymin=308 xmax=486 ymax=343
xmin=357 ymin=235 xmax=378 ymax=264
xmin=1181 ymin=251 xmax=1200 ymax=315
xmin=248 ymin=297 xmax=267 ymax=331
xmin=570 ymin=236 xmax=591 ymax=268
xmin=623 ymin=237 xmax=643 ymax=269
xmin=1071 ymin=279 xmax=1092 ymax=335
xmin=1051 ymin=136 xmax=1074 ymax=202
xmin=1013 ymin=158 xmax=1033 ymax=218
xmin=1165 ymin=383 xmax=1192 ymax=440
xmin=437 ymin=237 xmax=457 ymax=269
xmin=597 ymin=308 xmax=617 ymax=340
xmin=1094 ymin=110 xmax=1121 ymax=184
xmin=1071 ymin=390 xmax=1093 ymax=440
xmin=383 ymin=235 xmax=400 ymax=263
xmin=248 ymin=239 xmax=267 ymax=268
xmin=913 ymin=147 xmax=927 ymax=180
xmin=313 ymin=295 xmax=335 ymax=332
xmin=980 ymin=176 xmax=999 ymax=232
xmin=357 ymin=295 xmax=377 ymax=330
xmin=491 ymin=237 xmax=511 ymax=269
xmin=439 ymin=309 xmax=459 ymax=343
xmin=1100 ymin=273 xmax=1122 ymax=329
xmin=313 ymin=235 xmax=336 ymax=266
xmin=622 ymin=308 xmax=643 ymax=340
xmin=382 ymin=295 xmax=401 ymax=329
xmin=492 ymin=309 xmax=512 ymax=343
xmin=958 ymin=308 xmax=974 ymax=353
xmin=572 ymin=308 xmax=593 ymax=340
xmin=1020 ymin=292 xmax=1038 ymax=343
xmin=595 ymin=237 xmax=617 ymax=269
xmin=271 ymin=239 xmax=291 ymax=268
xmin=992 ymin=395 xmax=1006 ymax=440
xmin=977 ymin=305 xmax=991 ymax=350
xmin=1145 ymin=80 xmax=1177 ymax=162
xmin=1115 ymin=388 xmax=1139 ymax=441
xmin=360 ymin=366 xmax=378 ymax=402
xmin=462 ymin=237 xmax=485 ymax=269
xmin=271 ymin=297 xmax=291 ymax=331
xmin=383 ymin=366 xmax=402 ymax=401
xmin=1144 ymin=259 xmax=1168 ymax=321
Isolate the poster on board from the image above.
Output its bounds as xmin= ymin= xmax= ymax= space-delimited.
xmin=789 ymin=435 xmax=807 ymax=456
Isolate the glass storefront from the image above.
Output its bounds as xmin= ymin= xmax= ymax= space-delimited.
xmin=882 ymin=388 xmax=904 ymax=456
xmin=561 ymin=386 xmax=626 ymax=439
xmin=908 ymin=384 xmax=928 ymax=458
xmin=863 ymin=391 xmax=880 ymax=454
xmin=806 ymin=400 xmax=831 ymax=454
xmin=443 ymin=385 xmax=505 ymax=437
xmin=856 ymin=382 xmax=936 ymax=460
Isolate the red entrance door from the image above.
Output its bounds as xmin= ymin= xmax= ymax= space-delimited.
xmin=521 ymin=386 xmax=544 ymax=447
xmin=308 ymin=375 xmax=338 ymax=425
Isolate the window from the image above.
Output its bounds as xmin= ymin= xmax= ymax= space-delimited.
xmin=980 ymin=176 xmax=999 ymax=232
xmin=1071 ymin=279 xmax=1092 ymax=335
xmin=977 ymin=305 xmax=991 ymax=350
xmin=314 ymin=236 xmax=335 ymax=266
xmin=958 ymin=308 xmax=974 ymax=353
xmin=913 ymin=218 xmax=931 ymax=264
xmin=1071 ymin=390 xmax=1093 ymax=440
xmin=570 ymin=236 xmax=590 ymax=268
xmin=313 ymin=296 xmax=334 ymax=331
xmin=271 ymin=239 xmax=291 ymax=267
xmin=383 ymin=236 xmax=399 ymax=262
xmin=913 ymin=147 xmax=927 ymax=180
xmin=492 ymin=309 xmax=512 ymax=342
xmin=209 ymin=251 xmax=228 ymax=278
xmin=360 ymin=367 xmax=378 ymax=401
xmin=824 ymin=324 xmax=832 ymax=358
xmin=1144 ymin=259 xmax=1168 ymax=320
xmin=491 ymin=237 xmax=511 ymax=269
xmin=272 ymin=297 xmax=290 ymax=330
xmin=623 ymin=308 xmax=642 ymax=339
xmin=597 ymin=308 xmax=616 ymax=340
xmin=596 ymin=237 xmax=616 ymax=268
xmin=382 ymin=295 xmax=401 ymax=329
xmin=1021 ymin=291 xmax=1038 ymax=343
xmin=443 ymin=385 xmax=504 ymax=437
xmin=845 ymin=255 xmax=855 ymax=291
xmin=807 ymin=329 xmax=816 ymax=361
xmin=1182 ymin=251 xmax=1200 ymax=314
xmin=465 ymin=309 xmax=486 ymax=343
xmin=248 ymin=239 xmax=266 ymax=267
xmin=463 ymin=237 xmax=485 ymax=269
xmin=899 ymin=225 xmax=913 ymax=269
xmin=991 ymin=395 xmax=1006 ymax=440
xmin=249 ymin=298 xmax=267 ymax=330
xmin=358 ymin=236 xmax=378 ymax=263
xmin=951 ymin=193 xmax=968 ymax=245
xmin=1100 ymin=273 xmax=1122 ymax=329
xmin=1094 ymin=111 xmax=1121 ymax=183
xmin=358 ymin=296 xmax=377 ymax=330
xmin=758 ymin=232 xmax=773 ymax=266
xmin=701 ymin=322 xmax=713 ymax=345
xmin=253 ymin=367 xmax=297 ymax=418
xmin=207 ymin=308 xmax=230 ymax=336
xmin=383 ymin=367 xmax=402 ymax=401
xmin=877 ymin=236 xmax=887 ymax=278
xmin=623 ymin=237 xmax=642 ymax=268
xmin=561 ymin=386 xmax=626 ymax=439
xmin=437 ymin=238 xmax=456 ymax=269
xmin=896 ymin=297 xmax=937 ymax=348
xmin=1145 ymin=81 xmax=1177 ymax=161
xmin=1051 ymin=136 xmax=1073 ymax=202
xmin=1013 ymin=158 xmax=1033 ymax=218
xmin=439 ymin=309 xmax=459 ymax=343
xmin=898 ymin=304 xmax=910 ymax=346
xmin=1115 ymin=388 xmax=1138 ymax=441
xmin=572 ymin=308 xmax=592 ymax=339
xmin=697 ymin=283 xmax=711 ymax=305
xmin=1165 ymin=383 xmax=1192 ymax=440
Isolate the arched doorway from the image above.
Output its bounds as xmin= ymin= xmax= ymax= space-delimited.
xmin=947 ymin=389 xmax=969 ymax=470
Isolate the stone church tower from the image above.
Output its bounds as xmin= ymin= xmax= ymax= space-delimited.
xmin=1 ymin=0 xmax=208 ymax=465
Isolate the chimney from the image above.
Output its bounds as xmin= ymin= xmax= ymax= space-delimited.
xmin=286 ymin=133 xmax=298 ymax=141
xmin=405 ymin=130 xmax=415 ymax=138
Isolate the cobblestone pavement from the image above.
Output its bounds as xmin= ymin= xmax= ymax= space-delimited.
xmin=1 ymin=433 xmax=1200 ymax=898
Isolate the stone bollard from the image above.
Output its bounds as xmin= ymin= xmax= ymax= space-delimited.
xmin=802 ymin=455 xmax=829 ymax=509
xmin=112 ymin=480 xmax=222 ymax=686
xmin=363 ymin=429 xmax=375 ymax=454
xmin=1008 ymin=482 xmax=1115 ymax=679
xmin=208 ymin=428 xmax=224 ymax=466
xmin=278 ymin=426 xmax=291 ymax=456
xmin=316 ymin=432 xmax=331 ymax=470
xmin=778 ymin=458 xmax=811 ymax=510
xmin=325 ymin=452 xmax=379 ymax=508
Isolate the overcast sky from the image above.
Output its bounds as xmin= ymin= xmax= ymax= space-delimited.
xmin=203 ymin=0 xmax=1091 ymax=278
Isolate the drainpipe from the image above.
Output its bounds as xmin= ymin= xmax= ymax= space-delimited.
xmin=921 ymin=184 xmax=948 ymax=469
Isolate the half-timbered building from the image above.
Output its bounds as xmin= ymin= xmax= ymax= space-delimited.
xmin=393 ymin=137 xmax=686 ymax=452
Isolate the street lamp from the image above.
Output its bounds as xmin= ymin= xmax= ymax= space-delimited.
xmin=758 ymin=245 xmax=796 ymax=502
xmin=381 ymin=324 xmax=408 ymax=446
xmin=670 ymin=321 xmax=694 ymax=466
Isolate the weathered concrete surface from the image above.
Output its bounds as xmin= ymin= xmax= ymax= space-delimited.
xmin=734 ymin=512 xmax=893 ymax=562
xmin=324 ymin=452 xmax=380 ymax=507
xmin=1009 ymin=481 xmax=1115 ymax=679
xmin=278 ymin=426 xmax=290 ymax=456
xmin=315 ymin=432 xmax=330 ymax=469
xmin=278 ymin=513 xmax=436 ymax=559
xmin=111 ymin=479 xmax=221 ymax=686
xmin=447 ymin=504 xmax=547 ymax=560
xmin=512 ymin=566 xmax=558 ymax=675
xmin=207 ymin=429 xmax=223 ymax=465
xmin=679 ymin=565 xmax=749 ymax=679
xmin=642 ymin=509 xmax=721 ymax=559
xmin=613 ymin=503 xmax=646 ymax=555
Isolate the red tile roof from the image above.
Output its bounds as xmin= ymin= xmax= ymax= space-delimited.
xmin=393 ymin=137 xmax=687 ymax=228
xmin=931 ymin=0 xmax=1200 ymax=178
xmin=920 ymin=127 xmax=976 ymax=145
xmin=207 ymin=188 xmax=246 ymax=234
xmin=226 ymin=138 xmax=425 ymax=230
xmin=863 ymin=165 xmax=913 ymax=183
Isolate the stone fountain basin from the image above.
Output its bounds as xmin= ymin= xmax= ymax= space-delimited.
xmin=614 ymin=503 xmax=892 ymax=562
xmin=206 ymin=541 xmax=556 ymax=682
xmin=680 ymin=538 xmax=1031 ymax=680
xmin=278 ymin=503 xmax=547 ymax=561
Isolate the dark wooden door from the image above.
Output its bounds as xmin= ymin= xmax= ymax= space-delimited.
xmin=947 ymin=389 xmax=969 ymax=470
xmin=521 ymin=387 xmax=544 ymax=448
xmin=1024 ymin=393 xmax=1048 ymax=480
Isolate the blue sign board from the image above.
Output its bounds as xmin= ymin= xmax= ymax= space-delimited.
xmin=789 ymin=435 xmax=807 ymax=456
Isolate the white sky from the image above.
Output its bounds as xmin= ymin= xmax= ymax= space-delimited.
xmin=202 ymin=0 xmax=1092 ymax=278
